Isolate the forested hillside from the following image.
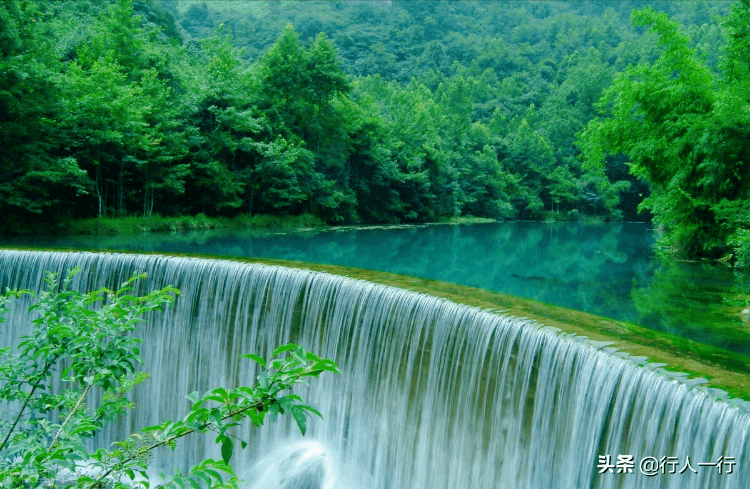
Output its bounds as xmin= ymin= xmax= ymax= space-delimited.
xmin=2 ymin=0 xmax=748 ymax=263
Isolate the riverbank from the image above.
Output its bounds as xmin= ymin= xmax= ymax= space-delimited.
xmin=11 ymin=213 xmax=326 ymax=237
xmin=2 ymin=212 xmax=613 ymax=238
xmin=2 ymin=247 xmax=748 ymax=401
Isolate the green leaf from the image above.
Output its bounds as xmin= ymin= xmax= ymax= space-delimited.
xmin=247 ymin=408 xmax=262 ymax=427
xmin=297 ymin=404 xmax=323 ymax=418
xmin=241 ymin=353 xmax=266 ymax=368
xmin=202 ymin=394 xmax=225 ymax=404
xmin=185 ymin=391 xmax=200 ymax=403
xmin=257 ymin=371 xmax=270 ymax=390
xmin=209 ymin=409 xmax=222 ymax=429
xmin=312 ymin=360 xmax=341 ymax=375
xmin=272 ymin=343 xmax=299 ymax=356
xmin=292 ymin=347 xmax=307 ymax=364
xmin=203 ymin=468 xmax=223 ymax=482
xmin=267 ymin=402 xmax=280 ymax=422
xmin=193 ymin=469 xmax=212 ymax=486
xmin=71 ymin=423 xmax=97 ymax=435
xmin=209 ymin=387 xmax=229 ymax=399
xmin=291 ymin=406 xmax=307 ymax=435
xmin=221 ymin=437 xmax=233 ymax=464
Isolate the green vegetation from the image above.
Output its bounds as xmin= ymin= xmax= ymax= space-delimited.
xmin=63 ymin=213 xmax=324 ymax=236
xmin=0 ymin=269 xmax=338 ymax=487
xmin=1 ymin=0 xmax=748 ymax=264
xmin=580 ymin=1 xmax=750 ymax=264
xmin=440 ymin=216 xmax=498 ymax=225
xmin=4 ymin=212 xmax=325 ymax=237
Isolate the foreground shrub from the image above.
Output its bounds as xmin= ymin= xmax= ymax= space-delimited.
xmin=0 ymin=270 xmax=338 ymax=488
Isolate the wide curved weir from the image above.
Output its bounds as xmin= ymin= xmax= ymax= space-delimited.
xmin=0 ymin=250 xmax=748 ymax=488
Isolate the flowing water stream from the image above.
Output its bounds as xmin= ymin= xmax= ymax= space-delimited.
xmin=1 ymin=250 xmax=748 ymax=488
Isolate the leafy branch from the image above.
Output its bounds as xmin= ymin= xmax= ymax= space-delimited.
xmin=88 ymin=344 xmax=339 ymax=489
xmin=0 ymin=270 xmax=339 ymax=489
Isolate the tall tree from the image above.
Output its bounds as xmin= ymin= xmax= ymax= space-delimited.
xmin=254 ymin=24 xmax=354 ymax=221
xmin=501 ymin=116 xmax=555 ymax=218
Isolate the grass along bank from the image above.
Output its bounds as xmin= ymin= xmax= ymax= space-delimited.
xmin=59 ymin=213 xmax=325 ymax=236
xmin=20 ymin=214 xmax=504 ymax=237
xmin=6 ymin=211 xmax=617 ymax=238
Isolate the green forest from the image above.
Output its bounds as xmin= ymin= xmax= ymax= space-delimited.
xmin=1 ymin=0 xmax=749 ymax=264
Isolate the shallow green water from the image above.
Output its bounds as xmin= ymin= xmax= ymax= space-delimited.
xmin=3 ymin=221 xmax=750 ymax=356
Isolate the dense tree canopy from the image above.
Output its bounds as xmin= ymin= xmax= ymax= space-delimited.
xmin=1 ymin=0 xmax=746 ymax=264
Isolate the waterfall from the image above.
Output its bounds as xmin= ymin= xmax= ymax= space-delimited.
xmin=0 ymin=250 xmax=748 ymax=489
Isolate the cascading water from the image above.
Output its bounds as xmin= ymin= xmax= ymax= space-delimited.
xmin=0 ymin=250 xmax=748 ymax=489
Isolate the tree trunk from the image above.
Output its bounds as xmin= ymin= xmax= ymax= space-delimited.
xmin=95 ymin=164 xmax=103 ymax=218
xmin=119 ymin=160 xmax=124 ymax=216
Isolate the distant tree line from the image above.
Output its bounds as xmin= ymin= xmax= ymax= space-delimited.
xmin=2 ymin=0 xmax=747 ymax=264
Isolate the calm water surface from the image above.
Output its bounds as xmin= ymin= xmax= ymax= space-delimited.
xmin=3 ymin=221 xmax=749 ymax=356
